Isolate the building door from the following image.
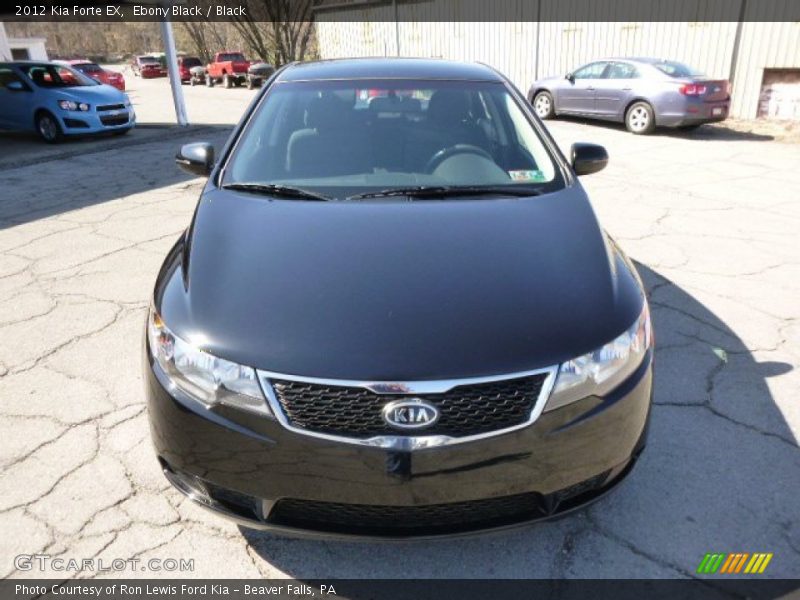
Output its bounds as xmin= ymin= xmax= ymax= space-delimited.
xmin=11 ymin=48 xmax=30 ymax=60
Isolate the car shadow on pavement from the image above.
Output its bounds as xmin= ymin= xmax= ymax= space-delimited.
xmin=0 ymin=125 xmax=233 ymax=228
xmin=240 ymin=263 xmax=799 ymax=579
xmin=551 ymin=115 xmax=775 ymax=142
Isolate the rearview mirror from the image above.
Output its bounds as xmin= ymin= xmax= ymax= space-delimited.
xmin=565 ymin=72 xmax=574 ymax=82
xmin=571 ymin=143 xmax=608 ymax=176
xmin=7 ymin=81 xmax=27 ymax=92
xmin=175 ymin=142 xmax=214 ymax=176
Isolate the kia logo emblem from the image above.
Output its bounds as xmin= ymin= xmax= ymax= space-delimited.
xmin=382 ymin=399 xmax=439 ymax=430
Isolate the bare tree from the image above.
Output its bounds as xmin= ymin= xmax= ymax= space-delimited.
xmin=229 ymin=2 xmax=276 ymax=62
xmin=226 ymin=0 xmax=316 ymax=65
xmin=180 ymin=22 xmax=213 ymax=62
xmin=263 ymin=0 xmax=316 ymax=65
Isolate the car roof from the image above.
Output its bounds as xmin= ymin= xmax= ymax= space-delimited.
xmin=277 ymin=58 xmax=505 ymax=83
xmin=592 ymin=57 xmax=684 ymax=65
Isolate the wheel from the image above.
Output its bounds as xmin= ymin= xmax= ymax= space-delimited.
xmin=425 ymin=144 xmax=494 ymax=173
xmin=625 ymin=101 xmax=655 ymax=134
xmin=247 ymin=77 xmax=254 ymax=90
xmin=223 ymin=73 xmax=232 ymax=89
xmin=533 ymin=91 xmax=555 ymax=120
xmin=190 ymin=78 xmax=195 ymax=87
xmin=36 ymin=112 xmax=62 ymax=143
xmin=205 ymin=74 xmax=214 ymax=87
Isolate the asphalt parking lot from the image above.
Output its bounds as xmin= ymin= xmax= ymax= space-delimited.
xmin=1 ymin=74 xmax=799 ymax=579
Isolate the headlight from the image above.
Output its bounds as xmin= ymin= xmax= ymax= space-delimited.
xmin=58 ymin=100 xmax=90 ymax=111
xmin=546 ymin=302 xmax=651 ymax=411
xmin=147 ymin=309 xmax=273 ymax=417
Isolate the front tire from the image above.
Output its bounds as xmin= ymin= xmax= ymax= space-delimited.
xmin=205 ymin=74 xmax=214 ymax=87
xmin=626 ymin=101 xmax=655 ymax=135
xmin=36 ymin=112 xmax=62 ymax=144
xmin=223 ymin=73 xmax=232 ymax=89
xmin=533 ymin=91 xmax=555 ymax=120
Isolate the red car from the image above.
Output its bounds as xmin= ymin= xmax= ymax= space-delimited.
xmin=177 ymin=56 xmax=203 ymax=84
xmin=132 ymin=55 xmax=166 ymax=79
xmin=57 ymin=60 xmax=125 ymax=91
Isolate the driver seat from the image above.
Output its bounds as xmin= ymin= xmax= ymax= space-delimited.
xmin=406 ymin=90 xmax=490 ymax=172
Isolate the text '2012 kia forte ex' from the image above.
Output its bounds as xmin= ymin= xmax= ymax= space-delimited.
xmin=144 ymin=58 xmax=653 ymax=538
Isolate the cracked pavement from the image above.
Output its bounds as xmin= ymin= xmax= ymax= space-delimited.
xmin=0 ymin=79 xmax=798 ymax=580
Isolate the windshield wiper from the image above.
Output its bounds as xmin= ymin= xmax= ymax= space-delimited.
xmin=221 ymin=183 xmax=332 ymax=202
xmin=347 ymin=185 xmax=544 ymax=200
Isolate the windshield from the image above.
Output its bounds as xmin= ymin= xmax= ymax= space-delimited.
xmin=22 ymin=64 xmax=97 ymax=88
xmin=182 ymin=57 xmax=202 ymax=68
xmin=224 ymin=79 xmax=562 ymax=199
xmin=139 ymin=56 xmax=159 ymax=64
xmin=653 ymin=61 xmax=704 ymax=78
xmin=218 ymin=53 xmax=246 ymax=62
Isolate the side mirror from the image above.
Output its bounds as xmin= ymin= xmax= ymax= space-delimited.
xmin=175 ymin=142 xmax=214 ymax=176
xmin=571 ymin=143 xmax=608 ymax=176
xmin=565 ymin=73 xmax=575 ymax=82
xmin=7 ymin=81 xmax=27 ymax=92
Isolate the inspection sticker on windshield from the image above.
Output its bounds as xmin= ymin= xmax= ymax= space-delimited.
xmin=509 ymin=170 xmax=546 ymax=182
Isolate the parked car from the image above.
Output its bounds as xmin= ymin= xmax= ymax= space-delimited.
xmin=0 ymin=61 xmax=135 ymax=143
xmin=245 ymin=62 xmax=275 ymax=89
xmin=529 ymin=58 xmax=730 ymax=134
xmin=56 ymin=59 xmax=126 ymax=91
xmin=146 ymin=58 xmax=653 ymax=538
xmin=205 ymin=51 xmax=250 ymax=88
xmin=131 ymin=55 xmax=166 ymax=78
xmin=188 ymin=65 xmax=206 ymax=87
xmin=177 ymin=56 xmax=203 ymax=84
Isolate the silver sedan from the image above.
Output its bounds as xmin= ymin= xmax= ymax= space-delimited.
xmin=528 ymin=58 xmax=730 ymax=134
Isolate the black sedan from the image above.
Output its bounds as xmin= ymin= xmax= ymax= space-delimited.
xmin=145 ymin=58 xmax=653 ymax=538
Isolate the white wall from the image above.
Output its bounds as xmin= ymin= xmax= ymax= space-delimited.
xmin=316 ymin=3 xmax=800 ymax=119
xmin=0 ymin=23 xmax=12 ymax=61
xmin=8 ymin=37 xmax=49 ymax=61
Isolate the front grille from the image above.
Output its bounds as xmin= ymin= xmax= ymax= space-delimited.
xmin=100 ymin=114 xmax=129 ymax=126
xmin=63 ymin=118 xmax=89 ymax=129
xmin=269 ymin=374 xmax=547 ymax=439
xmin=97 ymin=103 xmax=125 ymax=112
xmin=270 ymin=493 xmax=545 ymax=536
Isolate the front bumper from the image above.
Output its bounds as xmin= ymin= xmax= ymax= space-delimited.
xmin=59 ymin=107 xmax=135 ymax=135
xmin=145 ymin=348 xmax=652 ymax=539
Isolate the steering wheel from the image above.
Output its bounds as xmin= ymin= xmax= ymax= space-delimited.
xmin=425 ymin=144 xmax=494 ymax=174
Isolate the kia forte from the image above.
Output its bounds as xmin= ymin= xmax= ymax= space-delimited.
xmin=145 ymin=58 xmax=653 ymax=538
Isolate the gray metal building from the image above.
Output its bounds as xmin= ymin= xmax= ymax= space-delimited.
xmin=315 ymin=0 xmax=800 ymax=120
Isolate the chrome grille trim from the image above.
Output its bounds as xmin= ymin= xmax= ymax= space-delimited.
xmin=256 ymin=366 xmax=559 ymax=450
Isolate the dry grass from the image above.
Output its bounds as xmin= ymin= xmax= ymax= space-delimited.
xmin=705 ymin=118 xmax=800 ymax=143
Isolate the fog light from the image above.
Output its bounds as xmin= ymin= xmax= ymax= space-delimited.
xmin=160 ymin=460 xmax=212 ymax=504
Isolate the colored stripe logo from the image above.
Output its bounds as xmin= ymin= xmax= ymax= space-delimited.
xmin=697 ymin=553 xmax=773 ymax=574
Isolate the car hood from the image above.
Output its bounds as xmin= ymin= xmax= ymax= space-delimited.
xmin=158 ymin=185 xmax=644 ymax=380
xmin=55 ymin=85 xmax=126 ymax=103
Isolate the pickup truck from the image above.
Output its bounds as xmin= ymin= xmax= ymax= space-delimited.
xmin=205 ymin=51 xmax=250 ymax=88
